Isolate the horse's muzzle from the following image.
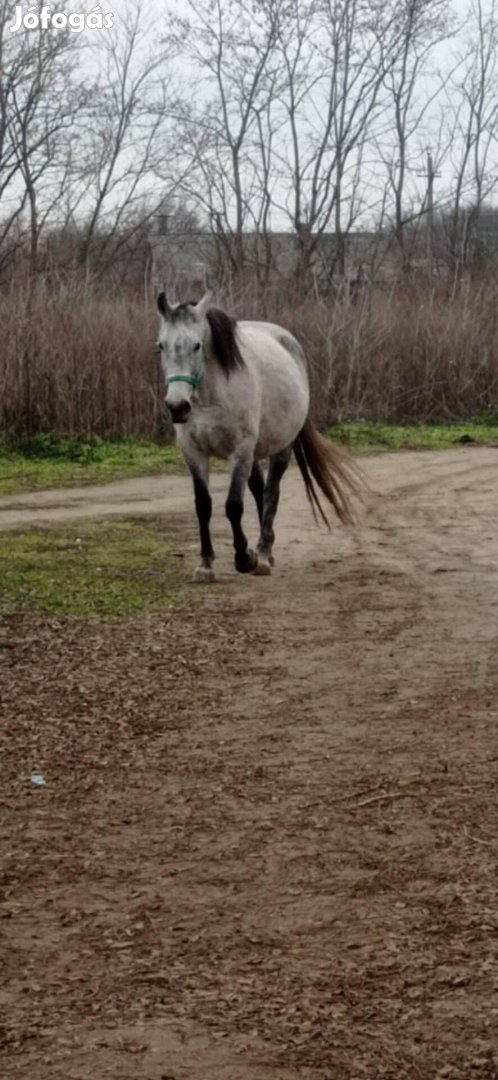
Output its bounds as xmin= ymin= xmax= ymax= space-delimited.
xmin=167 ymin=400 xmax=191 ymax=424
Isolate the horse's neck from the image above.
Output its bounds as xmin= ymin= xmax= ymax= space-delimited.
xmin=198 ymin=359 xmax=223 ymax=406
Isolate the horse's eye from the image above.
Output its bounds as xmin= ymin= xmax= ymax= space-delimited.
xmin=193 ymin=342 xmax=201 ymax=352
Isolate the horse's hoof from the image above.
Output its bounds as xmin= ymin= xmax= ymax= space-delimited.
xmin=256 ymin=549 xmax=275 ymax=568
xmin=235 ymin=549 xmax=258 ymax=574
xmin=195 ymin=565 xmax=215 ymax=583
xmin=253 ymin=557 xmax=272 ymax=576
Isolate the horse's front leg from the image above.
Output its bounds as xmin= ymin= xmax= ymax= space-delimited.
xmin=226 ymin=448 xmax=258 ymax=574
xmin=185 ymin=451 xmax=215 ymax=583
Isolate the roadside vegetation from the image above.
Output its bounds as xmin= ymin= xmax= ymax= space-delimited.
xmin=0 ymin=420 xmax=497 ymax=498
xmin=0 ymin=436 xmax=184 ymax=496
xmin=2 ymin=280 xmax=498 ymax=451
xmin=331 ymin=419 xmax=498 ymax=453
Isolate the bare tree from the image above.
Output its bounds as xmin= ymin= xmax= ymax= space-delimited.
xmin=170 ymin=0 xmax=281 ymax=276
xmin=264 ymin=0 xmax=399 ymax=284
xmin=71 ymin=0 xmax=180 ymax=275
xmin=7 ymin=32 xmax=85 ymax=272
xmin=0 ymin=3 xmax=85 ymax=274
xmin=441 ymin=0 xmax=498 ymax=275
xmin=375 ymin=0 xmax=450 ymax=271
xmin=0 ymin=0 xmax=185 ymax=282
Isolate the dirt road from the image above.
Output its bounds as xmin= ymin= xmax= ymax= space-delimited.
xmin=2 ymin=448 xmax=498 ymax=1080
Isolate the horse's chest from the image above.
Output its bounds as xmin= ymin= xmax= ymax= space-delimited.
xmin=187 ymin=411 xmax=238 ymax=460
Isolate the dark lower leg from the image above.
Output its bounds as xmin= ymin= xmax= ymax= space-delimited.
xmin=192 ymin=472 xmax=214 ymax=568
xmin=226 ymin=460 xmax=256 ymax=572
xmin=248 ymin=462 xmax=265 ymax=525
xmin=258 ymin=447 xmax=292 ymax=560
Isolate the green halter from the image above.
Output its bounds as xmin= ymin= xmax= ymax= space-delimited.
xmin=167 ymin=348 xmax=205 ymax=391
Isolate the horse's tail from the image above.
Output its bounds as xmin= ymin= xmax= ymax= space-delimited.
xmin=293 ymin=417 xmax=361 ymax=527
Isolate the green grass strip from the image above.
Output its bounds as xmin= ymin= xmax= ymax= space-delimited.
xmin=1 ymin=423 xmax=498 ymax=498
xmin=0 ymin=517 xmax=185 ymax=618
xmin=0 ymin=436 xmax=185 ymax=496
xmin=329 ymin=421 xmax=498 ymax=453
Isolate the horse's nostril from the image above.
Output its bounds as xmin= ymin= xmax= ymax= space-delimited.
xmin=167 ymin=400 xmax=191 ymax=423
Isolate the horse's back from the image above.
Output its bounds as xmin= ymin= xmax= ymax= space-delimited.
xmin=238 ymin=320 xmax=307 ymax=367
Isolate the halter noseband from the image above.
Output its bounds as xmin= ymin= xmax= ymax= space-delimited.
xmin=167 ymin=348 xmax=205 ymax=391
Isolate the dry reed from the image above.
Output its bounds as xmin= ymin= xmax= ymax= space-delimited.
xmin=1 ymin=275 xmax=498 ymax=441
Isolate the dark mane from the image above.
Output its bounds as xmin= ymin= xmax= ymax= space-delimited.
xmin=206 ymin=307 xmax=244 ymax=375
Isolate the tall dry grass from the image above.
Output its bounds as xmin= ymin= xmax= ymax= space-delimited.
xmin=276 ymin=277 xmax=498 ymax=427
xmin=1 ymin=276 xmax=498 ymax=441
xmin=0 ymin=283 xmax=164 ymax=440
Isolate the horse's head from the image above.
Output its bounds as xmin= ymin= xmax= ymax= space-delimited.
xmin=157 ymin=291 xmax=212 ymax=424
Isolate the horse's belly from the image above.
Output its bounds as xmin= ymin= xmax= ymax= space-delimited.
xmin=255 ymin=380 xmax=309 ymax=459
xmin=255 ymin=426 xmax=304 ymax=460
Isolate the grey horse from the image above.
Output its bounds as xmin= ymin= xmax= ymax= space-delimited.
xmin=157 ymin=292 xmax=357 ymax=581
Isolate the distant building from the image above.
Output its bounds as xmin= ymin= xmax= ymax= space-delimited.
xmin=475 ymin=209 xmax=498 ymax=256
xmin=150 ymin=229 xmax=395 ymax=290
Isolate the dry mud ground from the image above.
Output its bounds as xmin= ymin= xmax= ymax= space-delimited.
xmin=2 ymin=448 xmax=498 ymax=1080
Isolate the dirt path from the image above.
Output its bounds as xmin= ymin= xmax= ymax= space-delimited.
xmin=2 ymin=448 xmax=498 ymax=1080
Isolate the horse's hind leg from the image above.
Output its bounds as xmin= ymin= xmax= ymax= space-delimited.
xmin=248 ymin=461 xmax=264 ymax=525
xmin=249 ymin=460 xmax=273 ymax=567
xmin=248 ymin=462 xmax=277 ymax=569
xmin=255 ymin=446 xmax=292 ymax=575
xmin=226 ymin=451 xmax=258 ymax=574
xmin=186 ymin=452 xmax=215 ymax=582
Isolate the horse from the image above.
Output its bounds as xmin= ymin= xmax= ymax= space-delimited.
xmin=156 ymin=291 xmax=358 ymax=581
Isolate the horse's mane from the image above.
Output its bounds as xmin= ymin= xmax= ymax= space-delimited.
xmin=206 ymin=307 xmax=244 ymax=375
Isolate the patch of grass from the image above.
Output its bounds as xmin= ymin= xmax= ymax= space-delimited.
xmin=0 ymin=517 xmax=186 ymax=617
xmin=0 ymin=436 xmax=185 ymax=497
xmin=329 ymin=421 xmax=498 ymax=453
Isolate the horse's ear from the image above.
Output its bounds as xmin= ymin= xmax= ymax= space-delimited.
xmin=192 ymin=291 xmax=213 ymax=319
xmin=157 ymin=292 xmax=172 ymax=319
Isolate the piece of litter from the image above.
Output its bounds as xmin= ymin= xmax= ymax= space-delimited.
xmin=31 ymin=774 xmax=47 ymax=787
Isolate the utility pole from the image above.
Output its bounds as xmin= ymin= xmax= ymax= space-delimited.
xmin=417 ymin=150 xmax=440 ymax=275
xmin=427 ymin=151 xmax=435 ymax=270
